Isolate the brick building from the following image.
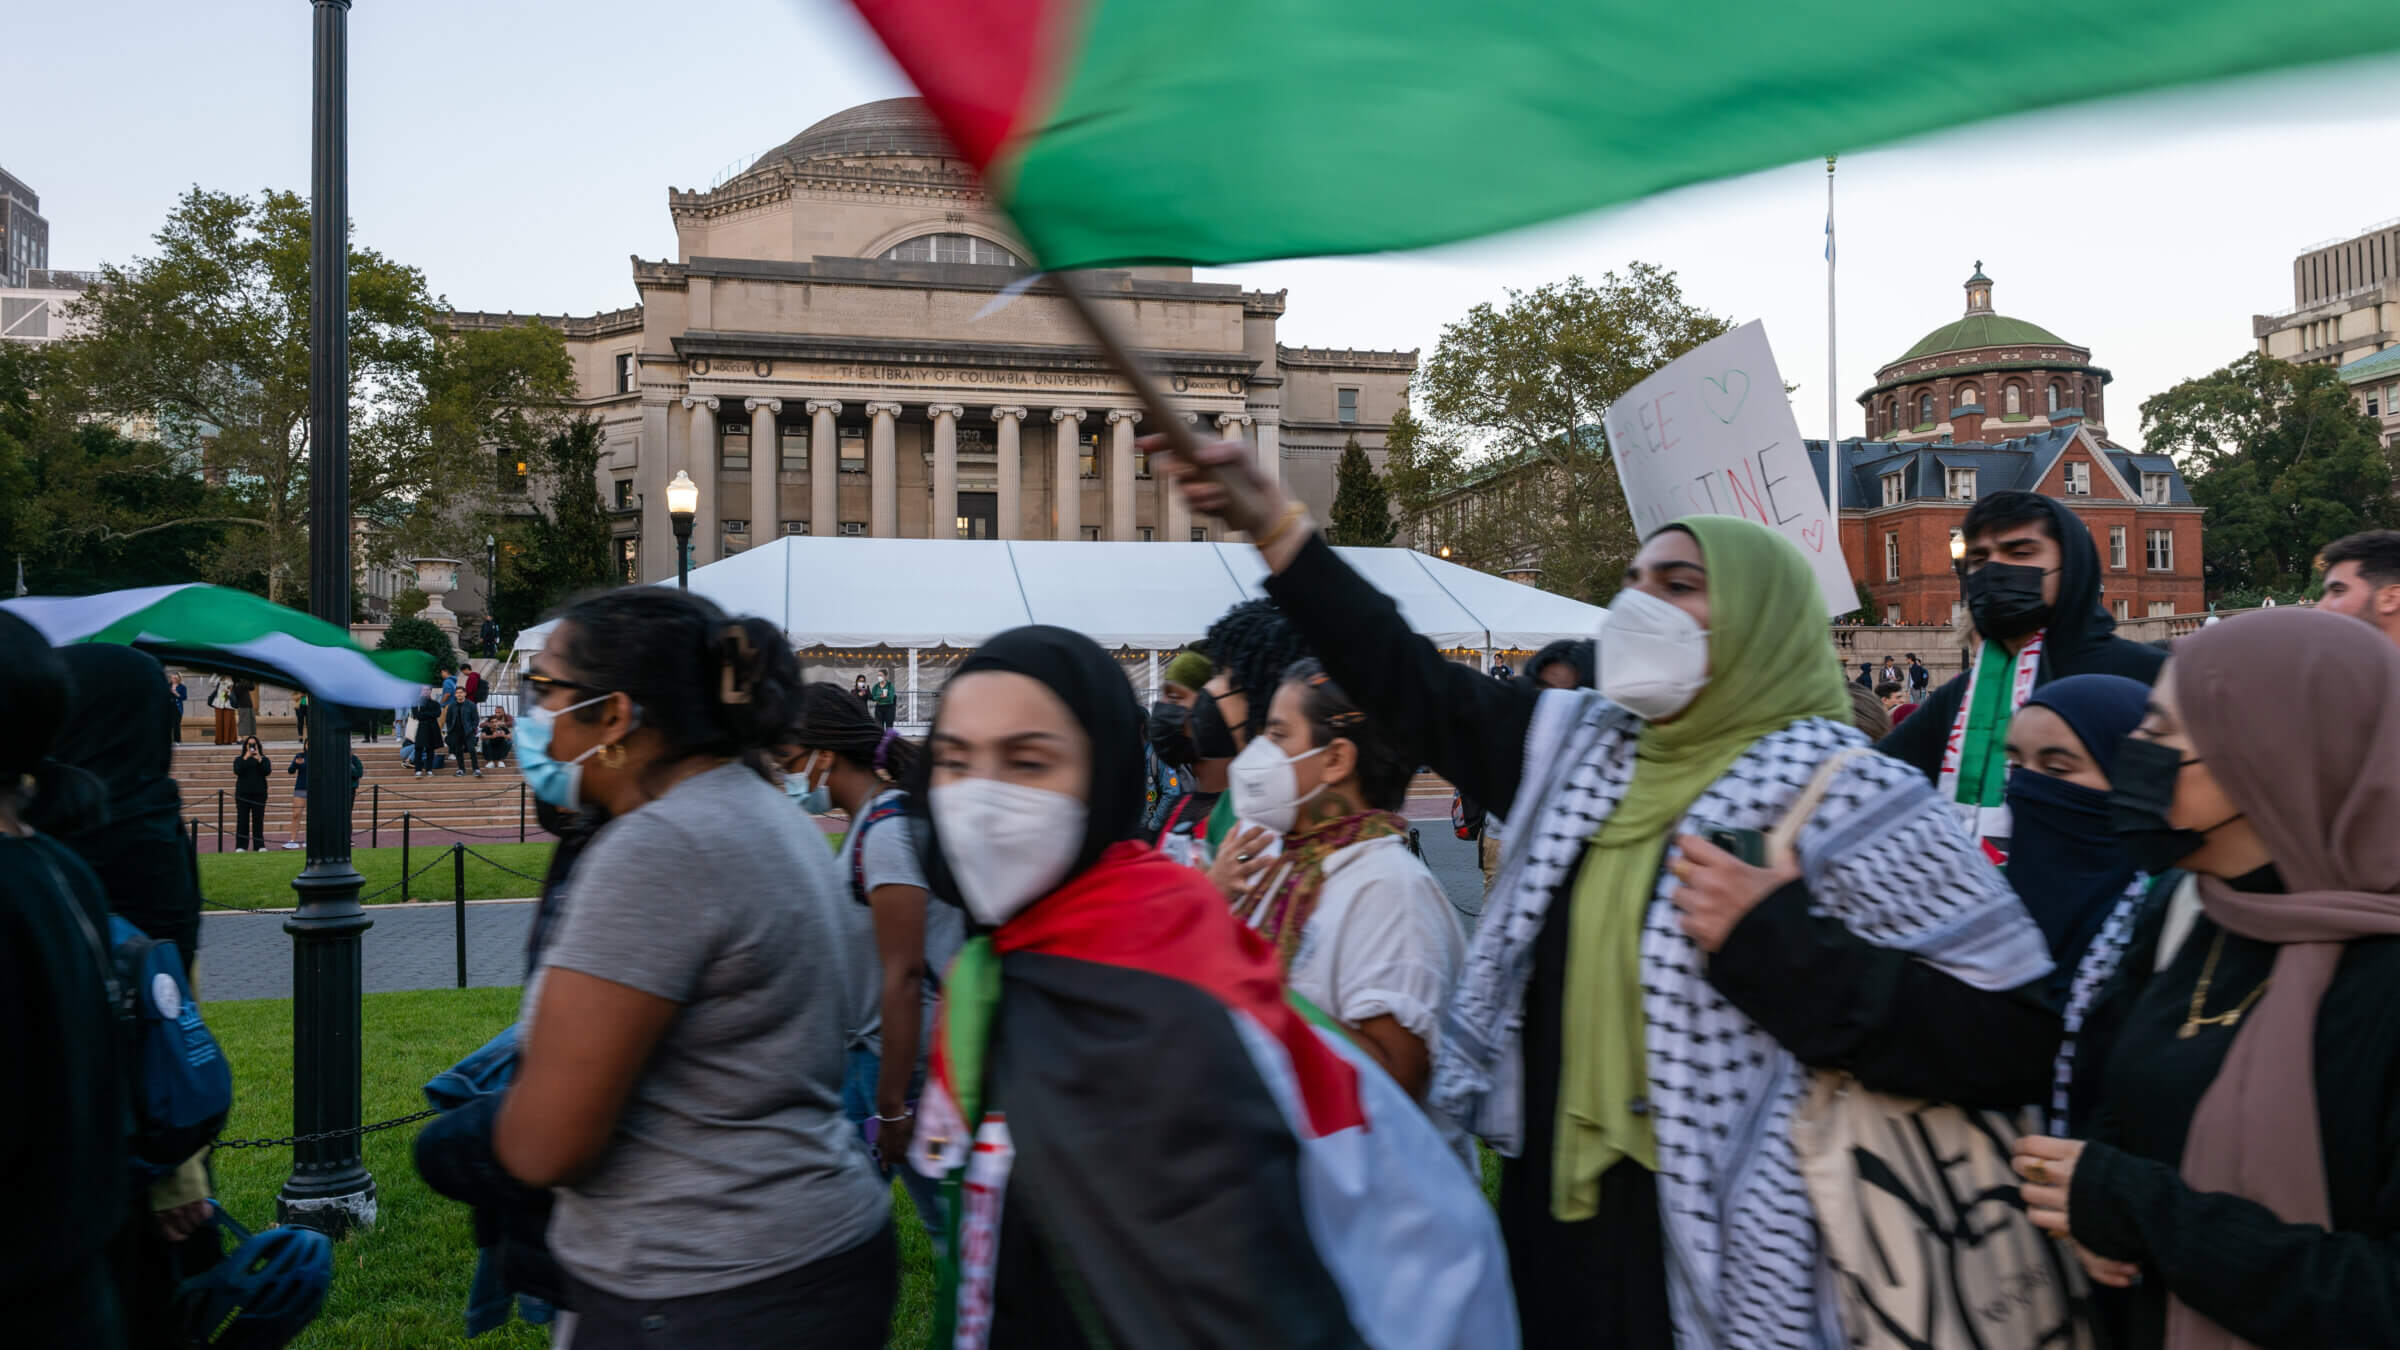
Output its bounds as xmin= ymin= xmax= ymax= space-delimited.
xmin=1811 ymin=266 xmax=2203 ymax=625
xmin=1812 ymin=428 xmax=2203 ymax=625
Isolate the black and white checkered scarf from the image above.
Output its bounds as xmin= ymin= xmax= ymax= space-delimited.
xmin=1431 ymin=689 xmax=2051 ymax=1350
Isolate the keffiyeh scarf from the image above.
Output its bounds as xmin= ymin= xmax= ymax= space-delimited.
xmin=1431 ymin=688 xmax=2051 ymax=1350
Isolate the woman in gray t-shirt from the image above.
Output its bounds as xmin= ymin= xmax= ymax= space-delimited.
xmin=783 ymin=682 xmax=962 ymax=1240
xmin=495 ymin=594 xmax=892 ymax=1350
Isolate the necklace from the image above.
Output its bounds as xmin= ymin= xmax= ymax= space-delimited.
xmin=2179 ymin=931 xmax=2271 ymax=1039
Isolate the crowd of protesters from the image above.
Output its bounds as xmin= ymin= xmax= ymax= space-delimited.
xmin=18 ymin=431 xmax=2400 ymax=1350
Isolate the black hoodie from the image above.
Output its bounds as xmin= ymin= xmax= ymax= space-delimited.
xmin=1879 ymin=496 xmax=2166 ymax=780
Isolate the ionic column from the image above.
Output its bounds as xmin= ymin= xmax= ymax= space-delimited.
xmin=992 ymin=407 xmax=1027 ymax=541
xmin=806 ymin=399 xmax=842 ymax=536
xmin=866 ymin=401 xmax=902 ymax=537
xmin=681 ymin=394 xmax=719 ymax=565
xmin=745 ymin=397 xmax=782 ymax=543
xmin=927 ymin=404 xmax=964 ymax=540
xmin=1106 ymin=409 xmax=1142 ymax=541
xmin=1051 ymin=408 xmax=1086 ymax=540
xmin=1167 ymin=413 xmax=1199 ymax=543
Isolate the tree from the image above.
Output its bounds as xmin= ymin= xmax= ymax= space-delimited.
xmin=377 ymin=615 xmax=457 ymax=676
xmin=61 ymin=188 xmax=575 ymax=602
xmin=491 ymin=417 xmax=619 ymax=634
xmin=2141 ymin=352 xmax=2394 ymax=594
xmin=1412 ymin=266 xmax=1731 ymax=602
xmin=1327 ymin=435 xmax=1396 ymax=546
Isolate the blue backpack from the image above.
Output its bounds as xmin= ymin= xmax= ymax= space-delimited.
xmin=107 ymin=915 xmax=234 ymax=1179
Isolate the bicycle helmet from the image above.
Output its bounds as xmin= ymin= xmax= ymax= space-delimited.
xmin=171 ymin=1203 xmax=334 ymax=1349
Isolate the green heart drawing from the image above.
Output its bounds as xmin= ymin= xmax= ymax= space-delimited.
xmin=1701 ymin=370 xmax=1751 ymax=424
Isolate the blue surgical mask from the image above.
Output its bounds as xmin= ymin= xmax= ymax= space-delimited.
xmin=516 ymin=693 xmax=615 ymax=809
xmin=785 ymin=751 xmax=833 ymax=815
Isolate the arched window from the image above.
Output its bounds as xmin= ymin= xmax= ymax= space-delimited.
xmin=2047 ymin=382 xmax=2062 ymax=413
xmin=1917 ymin=392 xmax=1933 ymax=425
xmin=1955 ymin=385 xmax=1979 ymax=409
xmin=879 ymin=232 xmax=1021 ymax=266
xmin=2004 ymin=384 xmax=2022 ymax=415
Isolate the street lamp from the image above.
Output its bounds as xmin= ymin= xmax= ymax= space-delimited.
xmin=282 ymin=0 xmax=375 ymax=1237
xmin=484 ymin=532 xmax=497 ymax=654
xmin=667 ymin=470 xmax=699 ymax=590
xmin=1949 ymin=528 xmax=1967 ymax=574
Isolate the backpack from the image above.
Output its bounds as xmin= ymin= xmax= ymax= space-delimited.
xmin=49 ymin=850 xmax=235 ymax=1182
xmin=848 ymin=797 xmax=912 ymax=909
xmin=108 ymin=916 xmax=233 ymax=1178
xmin=462 ymin=669 xmax=483 ymax=701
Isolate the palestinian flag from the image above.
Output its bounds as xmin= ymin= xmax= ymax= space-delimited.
xmin=850 ymin=0 xmax=2400 ymax=270
xmin=912 ymin=843 xmax=1514 ymax=1349
xmin=2 ymin=584 xmax=435 ymax=708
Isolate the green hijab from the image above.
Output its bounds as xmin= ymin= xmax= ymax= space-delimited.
xmin=1552 ymin=515 xmax=1852 ymax=1221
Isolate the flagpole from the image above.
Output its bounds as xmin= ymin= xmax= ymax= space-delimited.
xmin=1825 ymin=154 xmax=1839 ymax=520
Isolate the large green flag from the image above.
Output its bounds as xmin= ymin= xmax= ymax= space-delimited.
xmin=850 ymin=0 xmax=2400 ymax=269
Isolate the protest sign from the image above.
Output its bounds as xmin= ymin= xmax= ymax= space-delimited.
xmin=1601 ymin=321 xmax=1855 ymax=616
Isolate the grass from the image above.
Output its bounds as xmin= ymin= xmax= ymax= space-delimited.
xmin=198 ymin=843 xmax=558 ymax=910
xmin=200 ymin=834 xmax=848 ymax=911
xmin=211 ymin=987 xmax=937 ymax=1349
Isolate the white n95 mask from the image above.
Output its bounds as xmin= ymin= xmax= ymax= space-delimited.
xmin=1598 ymin=588 xmax=1711 ymax=721
xmin=929 ymin=778 xmax=1088 ymax=927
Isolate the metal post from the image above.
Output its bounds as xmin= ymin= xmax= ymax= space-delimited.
xmin=218 ymin=789 xmax=226 ymax=854
xmin=370 ymin=783 xmax=379 ymax=849
xmin=453 ymin=843 xmax=467 ymax=989
xmin=400 ymin=813 xmax=410 ymax=899
xmin=673 ymin=516 xmax=694 ymax=590
xmin=280 ymin=0 xmax=375 ymax=1237
xmin=518 ymin=782 xmax=526 ymax=843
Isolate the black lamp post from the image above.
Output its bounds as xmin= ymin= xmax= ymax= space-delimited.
xmin=667 ymin=470 xmax=698 ymax=590
xmin=485 ymin=531 xmax=497 ymax=655
xmin=281 ymin=0 xmax=375 ymax=1235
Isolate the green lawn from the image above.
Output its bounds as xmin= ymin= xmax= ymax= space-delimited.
xmin=201 ymin=835 xmax=846 ymax=911
xmin=199 ymin=843 xmax=558 ymax=910
xmin=210 ymin=988 xmax=936 ymax=1349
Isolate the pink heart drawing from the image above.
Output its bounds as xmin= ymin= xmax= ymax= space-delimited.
xmin=1801 ymin=519 xmax=1826 ymax=552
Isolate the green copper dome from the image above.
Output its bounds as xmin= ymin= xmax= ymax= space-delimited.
xmin=1896 ymin=313 xmax=2072 ymax=363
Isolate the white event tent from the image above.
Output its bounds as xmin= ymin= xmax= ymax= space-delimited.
xmin=511 ymin=538 xmax=1603 ymax=713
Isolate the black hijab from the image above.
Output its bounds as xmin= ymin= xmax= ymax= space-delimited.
xmin=916 ymin=625 xmax=1147 ymax=910
xmin=2002 ymin=672 xmax=2150 ymax=1001
xmin=42 ymin=645 xmax=201 ymax=967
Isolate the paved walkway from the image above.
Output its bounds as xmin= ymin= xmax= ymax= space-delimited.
xmin=200 ymin=814 xmax=1491 ymax=1002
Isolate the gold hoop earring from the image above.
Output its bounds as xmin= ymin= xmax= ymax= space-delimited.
xmin=595 ymin=742 xmax=628 ymax=770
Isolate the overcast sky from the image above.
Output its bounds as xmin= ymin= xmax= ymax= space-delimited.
xmin=11 ymin=0 xmax=2399 ymax=452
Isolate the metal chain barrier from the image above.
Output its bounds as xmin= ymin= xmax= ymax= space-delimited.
xmin=213 ymin=1107 xmax=441 ymax=1150
xmin=371 ymin=782 xmax=525 ymax=806
xmin=458 ymin=845 xmax=549 ymax=887
xmin=200 ymin=848 xmax=456 ymax=912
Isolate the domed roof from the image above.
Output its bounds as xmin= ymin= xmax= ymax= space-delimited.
xmin=1896 ymin=312 xmax=2073 ymax=363
xmin=746 ymin=98 xmax=958 ymax=176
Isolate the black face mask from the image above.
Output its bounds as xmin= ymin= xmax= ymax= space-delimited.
xmin=2106 ymin=736 xmax=2242 ymax=875
xmin=1963 ymin=562 xmax=2055 ymax=641
xmin=1190 ymin=688 xmax=1241 ymax=762
xmin=1146 ymin=700 xmax=1198 ymax=768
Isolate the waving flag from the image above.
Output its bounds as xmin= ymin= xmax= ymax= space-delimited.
xmin=851 ymin=0 xmax=2400 ymax=270
xmin=3 ymin=584 xmax=436 ymax=708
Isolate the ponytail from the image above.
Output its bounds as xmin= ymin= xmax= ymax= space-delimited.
xmin=794 ymin=682 xmax=923 ymax=784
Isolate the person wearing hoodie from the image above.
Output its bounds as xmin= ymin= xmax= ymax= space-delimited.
xmin=1878 ymin=490 xmax=2166 ymax=848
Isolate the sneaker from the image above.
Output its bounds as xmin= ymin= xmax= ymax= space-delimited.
xmin=473 ymin=769 xmax=483 ymax=777
xmin=281 ymin=841 xmax=300 ymax=850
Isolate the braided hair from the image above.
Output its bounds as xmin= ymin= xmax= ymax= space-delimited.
xmin=791 ymin=681 xmax=924 ymax=782
xmin=1278 ymin=658 xmax=1412 ymax=812
xmin=1202 ymin=598 xmax=1314 ymax=740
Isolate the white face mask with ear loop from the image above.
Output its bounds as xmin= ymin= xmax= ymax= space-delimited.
xmin=1598 ymin=587 xmax=1712 ymax=721
xmin=1227 ymin=737 xmax=1331 ymax=835
xmin=929 ymin=777 xmax=1089 ymax=927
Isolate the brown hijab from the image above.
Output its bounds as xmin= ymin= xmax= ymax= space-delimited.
xmin=2170 ymin=608 xmax=2400 ymax=1349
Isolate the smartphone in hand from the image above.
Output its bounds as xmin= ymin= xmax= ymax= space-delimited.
xmin=1698 ymin=824 xmax=1767 ymax=868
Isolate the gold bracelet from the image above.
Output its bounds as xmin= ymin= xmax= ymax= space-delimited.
xmin=1253 ymin=501 xmax=1311 ymax=553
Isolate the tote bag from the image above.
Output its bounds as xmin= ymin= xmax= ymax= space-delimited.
xmin=1773 ymin=752 xmax=2095 ymax=1350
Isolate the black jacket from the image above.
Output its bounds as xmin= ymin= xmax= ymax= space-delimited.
xmin=232 ymin=753 xmax=271 ymax=802
xmin=1880 ymin=496 xmax=2166 ymax=779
